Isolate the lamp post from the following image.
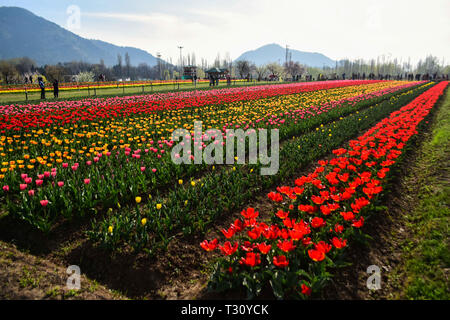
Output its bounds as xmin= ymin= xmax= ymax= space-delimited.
xmin=178 ymin=46 xmax=183 ymax=76
xmin=157 ymin=52 xmax=162 ymax=80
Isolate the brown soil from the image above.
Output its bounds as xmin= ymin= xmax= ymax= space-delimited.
xmin=0 ymin=240 xmax=124 ymax=300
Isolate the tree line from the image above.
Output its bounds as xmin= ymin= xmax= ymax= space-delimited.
xmin=0 ymin=53 xmax=448 ymax=85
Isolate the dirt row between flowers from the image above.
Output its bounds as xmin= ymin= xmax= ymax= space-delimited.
xmin=0 ymin=83 xmax=431 ymax=300
xmin=323 ymin=85 xmax=450 ymax=300
xmin=0 ymin=240 xmax=125 ymax=300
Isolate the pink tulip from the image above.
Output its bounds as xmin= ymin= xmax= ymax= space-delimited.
xmin=140 ymin=167 xmax=146 ymax=172
xmin=20 ymin=184 xmax=27 ymax=190
xmin=62 ymin=163 xmax=69 ymax=168
xmin=72 ymin=165 xmax=78 ymax=171
xmin=36 ymin=179 xmax=43 ymax=186
xmin=44 ymin=172 xmax=50 ymax=178
xmin=28 ymin=190 xmax=35 ymax=196
xmin=152 ymin=168 xmax=157 ymax=173
xmin=84 ymin=179 xmax=90 ymax=185
xmin=94 ymin=157 xmax=99 ymax=163
xmin=38 ymin=174 xmax=44 ymax=179
xmin=2 ymin=185 xmax=9 ymax=192
xmin=86 ymin=161 xmax=92 ymax=166
xmin=40 ymin=200 xmax=49 ymax=207
xmin=57 ymin=181 xmax=64 ymax=187
xmin=21 ymin=173 xmax=28 ymax=180
xmin=25 ymin=177 xmax=32 ymax=184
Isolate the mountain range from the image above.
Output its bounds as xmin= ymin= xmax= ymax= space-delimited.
xmin=0 ymin=7 xmax=336 ymax=69
xmin=0 ymin=6 xmax=158 ymax=67
xmin=235 ymin=43 xmax=336 ymax=68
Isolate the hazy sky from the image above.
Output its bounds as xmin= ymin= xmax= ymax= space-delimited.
xmin=1 ymin=0 xmax=449 ymax=65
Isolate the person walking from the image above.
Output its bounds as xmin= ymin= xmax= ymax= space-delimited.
xmin=53 ymin=79 xmax=59 ymax=98
xmin=38 ymin=77 xmax=45 ymax=99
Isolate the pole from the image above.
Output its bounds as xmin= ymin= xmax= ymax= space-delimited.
xmin=178 ymin=46 xmax=183 ymax=69
xmin=157 ymin=53 xmax=162 ymax=80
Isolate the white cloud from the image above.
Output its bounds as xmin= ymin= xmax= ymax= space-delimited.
xmin=72 ymin=0 xmax=450 ymax=66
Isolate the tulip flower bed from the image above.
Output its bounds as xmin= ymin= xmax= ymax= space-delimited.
xmin=200 ymin=81 xmax=448 ymax=299
xmin=1 ymin=81 xmax=420 ymax=233
xmin=89 ymin=82 xmax=430 ymax=253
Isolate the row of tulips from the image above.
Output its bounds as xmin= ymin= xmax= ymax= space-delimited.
xmin=0 ymin=80 xmax=381 ymax=125
xmin=200 ymin=81 xmax=448 ymax=299
xmin=0 ymin=82 xmax=417 ymax=231
xmin=87 ymin=82 xmax=432 ymax=253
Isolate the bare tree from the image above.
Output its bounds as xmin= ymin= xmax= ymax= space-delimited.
xmin=266 ymin=62 xmax=284 ymax=79
xmin=13 ymin=57 xmax=35 ymax=75
xmin=255 ymin=65 xmax=268 ymax=81
xmin=125 ymin=52 xmax=131 ymax=78
xmin=284 ymin=61 xmax=305 ymax=79
xmin=214 ymin=53 xmax=221 ymax=68
xmin=44 ymin=65 xmax=65 ymax=82
xmin=0 ymin=61 xmax=18 ymax=84
xmin=235 ymin=60 xmax=253 ymax=78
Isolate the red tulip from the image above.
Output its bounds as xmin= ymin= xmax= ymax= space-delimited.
xmin=240 ymin=252 xmax=261 ymax=267
xmin=301 ymin=284 xmax=312 ymax=296
xmin=200 ymin=239 xmax=218 ymax=252
xmin=219 ymin=241 xmax=238 ymax=256
xmin=273 ymin=255 xmax=289 ymax=267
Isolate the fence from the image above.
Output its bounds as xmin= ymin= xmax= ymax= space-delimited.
xmin=1 ymin=79 xmax=278 ymax=102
